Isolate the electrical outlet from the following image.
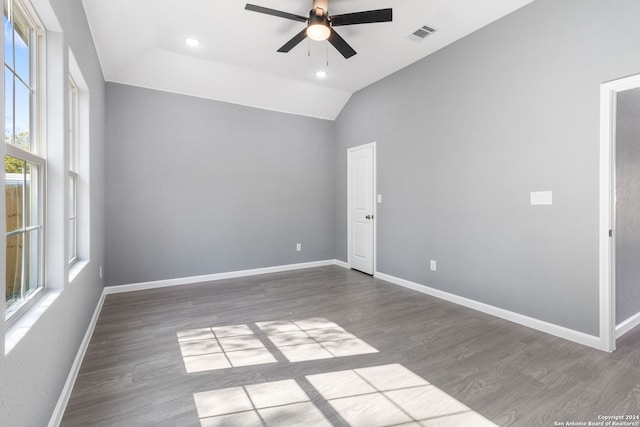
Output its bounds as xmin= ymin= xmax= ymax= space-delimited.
xmin=430 ymin=260 xmax=437 ymax=271
xmin=296 ymin=243 xmax=302 ymax=252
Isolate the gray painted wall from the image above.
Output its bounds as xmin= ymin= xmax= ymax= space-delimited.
xmin=105 ymin=84 xmax=335 ymax=286
xmin=335 ymin=0 xmax=640 ymax=335
xmin=0 ymin=1 xmax=106 ymax=426
xmin=616 ymin=88 xmax=640 ymax=324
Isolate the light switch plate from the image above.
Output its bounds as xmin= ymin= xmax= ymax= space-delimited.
xmin=377 ymin=194 xmax=382 ymax=203
xmin=530 ymin=191 xmax=552 ymax=205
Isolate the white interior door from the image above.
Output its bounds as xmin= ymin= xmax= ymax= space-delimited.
xmin=348 ymin=144 xmax=375 ymax=275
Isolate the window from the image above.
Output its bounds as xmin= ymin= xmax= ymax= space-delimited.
xmin=68 ymin=50 xmax=90 ymax=276
xmin=68 ymin=76 xmax=78 ymax=264
xmin=4 ymin=0 xmax=44 ymax=320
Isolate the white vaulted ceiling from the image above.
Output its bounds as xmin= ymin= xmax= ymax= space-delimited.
xmin=82 ymin=0 xmax=534 ymax=120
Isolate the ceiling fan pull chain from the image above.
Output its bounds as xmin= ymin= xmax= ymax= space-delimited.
xmin=326 ymin=42 xmax=329 ymax=67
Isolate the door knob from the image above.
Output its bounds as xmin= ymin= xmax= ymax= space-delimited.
xmin=366 ymin=215 xmax=373 ymax=220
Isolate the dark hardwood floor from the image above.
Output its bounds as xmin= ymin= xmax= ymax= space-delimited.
xmin=61 ymin=266 xmax=640 ymax=426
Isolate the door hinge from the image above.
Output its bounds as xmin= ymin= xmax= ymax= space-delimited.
xmin=609 ymin=229 xmax=613 ymax=237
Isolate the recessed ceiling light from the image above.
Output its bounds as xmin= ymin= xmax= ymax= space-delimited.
xmin=315 ymin=70 xmax=327 ymax=79
xmin=185 ymin=38 xmax=200 ymax=47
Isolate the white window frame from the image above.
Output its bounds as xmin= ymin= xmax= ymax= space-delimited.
xmin=67 ymin=50 xmax=90 ymax=281
xmin=4 ymin=0 xmax=46 ymax=325
xmin=68 ymin=75 xmax=78 ymax=265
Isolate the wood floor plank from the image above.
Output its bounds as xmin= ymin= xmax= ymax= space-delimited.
xmin=61 ymin=266 xmax=640 ymax=426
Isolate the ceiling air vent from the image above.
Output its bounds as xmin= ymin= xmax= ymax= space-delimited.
xmin=409 ymin=25 xmax=436 ymax=41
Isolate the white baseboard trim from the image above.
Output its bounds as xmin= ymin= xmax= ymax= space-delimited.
xmin=334 ymin=259 xmax=349 ymax=269
xmin=374 ymin=271 xmax=604 ymax=351
xmin=48 ymin=291 xmax=106 ymax=427
xmin=616 ymin=311 xmax=640 ymax=339
xmin=104 ymin=260 xmax=340 ymax=295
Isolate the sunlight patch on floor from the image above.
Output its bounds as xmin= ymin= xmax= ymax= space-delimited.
xmin=176 ymin=317 xmax=378 ymax=373
xmin=307 ymin=364 xmax=498 ymax=427
xmin=257 ymin=317 xmax=378 ymax=362
xmin=182 ymin=321 xmax=496 ymax=425
xmin=177 ymin=325 xmax=276 ymax=373
xmin=193 ymin=379 xmax=331 ymax=427
xmin=193 ymin=364 xmax=497 ymax=426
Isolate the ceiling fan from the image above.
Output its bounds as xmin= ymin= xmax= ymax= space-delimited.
xmin=244 ymin=0 xmax=392 ymax=59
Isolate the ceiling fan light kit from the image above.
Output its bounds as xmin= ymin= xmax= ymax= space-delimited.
xmin=307 ymin=13 xmax=330 ymax=41
xmin=245 ymin=0 xmax=392 ymax=59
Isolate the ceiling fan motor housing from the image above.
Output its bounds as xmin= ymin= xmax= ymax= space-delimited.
xmin=309 ymin=9 xmax=329 ymax=26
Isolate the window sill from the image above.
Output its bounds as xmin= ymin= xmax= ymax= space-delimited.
xmin=5 ymin=290 xmax=61 ymax=356
xmin=5 ymin=259 xmax=91 ymax=355
xmin=69 ymin=259 xmax=90 ymax=283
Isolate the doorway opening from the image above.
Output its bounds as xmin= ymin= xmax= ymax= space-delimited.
xmin=599 ymin=73 xmax=640 ymax=352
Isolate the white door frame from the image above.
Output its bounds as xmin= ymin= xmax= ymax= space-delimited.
xmin=347 ymin=142 xmax=377 ymax=274
xmin=599 ymin=73 xmax=640 ymax=352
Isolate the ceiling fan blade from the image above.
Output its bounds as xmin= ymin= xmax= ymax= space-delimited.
xmin=277 ymin=28 xmax=308 ymax=53
xmin=245 ymin=4 xmax=307 ymax=23
xmin=330 ymin=8 xmax=392 ymax=26
xmin=328 ymin=28 xmax=357 ymax=59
